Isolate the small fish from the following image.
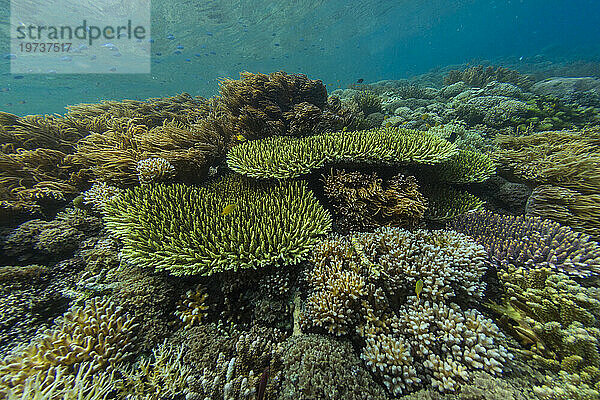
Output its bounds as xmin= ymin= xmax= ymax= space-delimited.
xmin=415 ymin=279 xmax=424 ymax=301
xmin=235 ymin=133 xmax=246 ymax=142
xmin=221 ymin=203 xmax=237 ymax=216
xmin=356 ymin=78 xmax=364 ymax=83
xmin=257 ymin=366 xmax=270 ymax=400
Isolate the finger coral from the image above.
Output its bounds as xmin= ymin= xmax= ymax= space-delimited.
xmin=423 ymin=186 xmax=485 ymax=221
xmin=103 ymin=174 xmax=332 ymax=276
xmin=227 ymin=127 xmax=458 ymax=179
xmin=0 ymin=296 xmax=138 ymax=397
xmin=452 ymin=210 xmax=600 ymax=278
xmin=322 ymin=169 xmax=427 ymax=233
xmin=300 ymin=227 xmax=510 ymax=395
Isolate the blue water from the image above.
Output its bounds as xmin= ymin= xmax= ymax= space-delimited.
xmin=0 ymin=0 xmax=599 ymax=115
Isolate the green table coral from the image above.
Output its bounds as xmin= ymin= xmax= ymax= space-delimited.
xmin=227 ymin=127 xmax=459 ymax=179
xmin=103 ymin=175 xmax=332 ymax=276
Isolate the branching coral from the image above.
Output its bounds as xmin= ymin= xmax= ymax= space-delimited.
xmin=489 ymin=265 xmax=600 ymax=397
xmin=227 ymin=127 xmax=458 ymax=179
xmin=300 ymin=227 xmax=509 ymax=395
xmin=435 ymin=149 xmax=496 ymax=184
xmin=323 ymin=169 xmax=427 ymax=233
xmin=175 ymin=285 xmax=209 ymax=328
xmin=0 ymin=296 xmax=138 ymax=397
xmin=117 ymin=340 xmax=192 ymax=400
xmin=445 ymin=65 xmax=535 ymax=90
xmin=452 ymin=210 xmax=600 ymax=278
xmin=103 ymin=174 xmax=331 ymax=276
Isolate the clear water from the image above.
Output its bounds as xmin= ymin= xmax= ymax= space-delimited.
xmin=0 ymin=0 xmax=598 ymax=115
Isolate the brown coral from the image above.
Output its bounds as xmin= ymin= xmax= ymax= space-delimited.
xmin=323 ymin=169 xmax=427 ymax=233
xmin=445 ymin=65 xmax=535 ymax=89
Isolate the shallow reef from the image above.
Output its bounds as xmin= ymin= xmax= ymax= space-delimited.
xmin=1 ymin=68 xmax=600 ymax=399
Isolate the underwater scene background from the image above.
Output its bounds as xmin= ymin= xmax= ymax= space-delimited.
xmin=1 ymin=0 xmax=600 ymax=399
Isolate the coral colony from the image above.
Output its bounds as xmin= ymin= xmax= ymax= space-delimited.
xmin=1 ymin=70 xmax=600 ymax=399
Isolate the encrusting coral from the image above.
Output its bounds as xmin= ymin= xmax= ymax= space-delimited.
xmin=0 ymin=296 xmax=138 ymax=397
xmin=300 ymin=227 xmax=511 ymax=395
xmin=227 ymin=127 xmax=459 ymax=179
xmin=103 ymin=174 xmax=332 ymax=276
xmin=322 ymin=169 xmax=427 ymax=233
xmin=452 ymin=210 xmax=600 ymax=278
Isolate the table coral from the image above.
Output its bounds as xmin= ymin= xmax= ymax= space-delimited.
xmin=452 ymin=210 xmax=600 ymax=278
xmin=227 ymin=127 xmax=459 ymax=179
xmin=103 ymin=174 xmax=332 ymax=276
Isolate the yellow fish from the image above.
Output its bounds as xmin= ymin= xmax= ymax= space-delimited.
xmin=221 ymin=203 xmax=237 ymax=216
xmin=235 ymin=134 xmax=246 ymax=142
xmin=415 ymin=279 xmax=424 ymax=301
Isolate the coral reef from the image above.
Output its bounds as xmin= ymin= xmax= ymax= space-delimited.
xmin=445 ymin=65 xmax=535 ymax=90
xmin=434 ymin=149 xmax=496 ymax=184
xmin=135 ymin=157 xmax=176 ymax=184
xmin=300 ymin=227 xmax=510 ymax=395
xmin=117 ymin=340 xmax=192 ymax=400
xmin=0 ymin=296 xmax=138 ymax=396
xmin=213 ymin=71 xmax=360 ymax=140
xmin=322 ymin=169 xmax=427 ymax=233
xmin=81 ymin=182 xmax=123 ymax=213
xmin=452 ymin=211 xmax=600 ymax=278
xmin=69 ymin=119 xmax=227 ymax=187
xmin=227 ymin=127 xmax=458 ymax=179
xmin=278 ymin=334 xmax=387 ymax=400
xmin=103 ymin=175 xmax=331 ymax=276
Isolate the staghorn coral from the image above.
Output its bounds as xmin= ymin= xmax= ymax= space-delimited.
xmin=493 ymin=128 xmax=600 ymax=195
xmin=323 ymin=169 xmax=427 ymax=233
xmin=135 ymin=157 xmax=176 ymax=184
xmin=103 ymin=174 xmax=331 ymax=276
xmin=0 ymin=296 xmax=138 ymax=397
xmin=117 ymin=340 xmax=192 ymax=400
xmin=445 ymin=65 xmax=535 ymax=90
xmin=175 ymin=284 xmax=209 ymax=328
xmin=300 ymin=227 xmax=510 ymax=395
xmin=353 ymin=91 xmax=383 ymax=115
xmin=526 ymin=185 xmax=600 ymax=240
xmin=452 ymin=210 xmax=600 ymax=278
xmin=227 ymin=127 xmax=458 ymax=179
xmin=6 ymin=361 xmax=119 ymax=400
xmin=278 ymin=334 xmax=387 ymax=400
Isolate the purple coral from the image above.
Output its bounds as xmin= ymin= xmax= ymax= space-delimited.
xmin=451 ymin=210 xmax=600 ymax=278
